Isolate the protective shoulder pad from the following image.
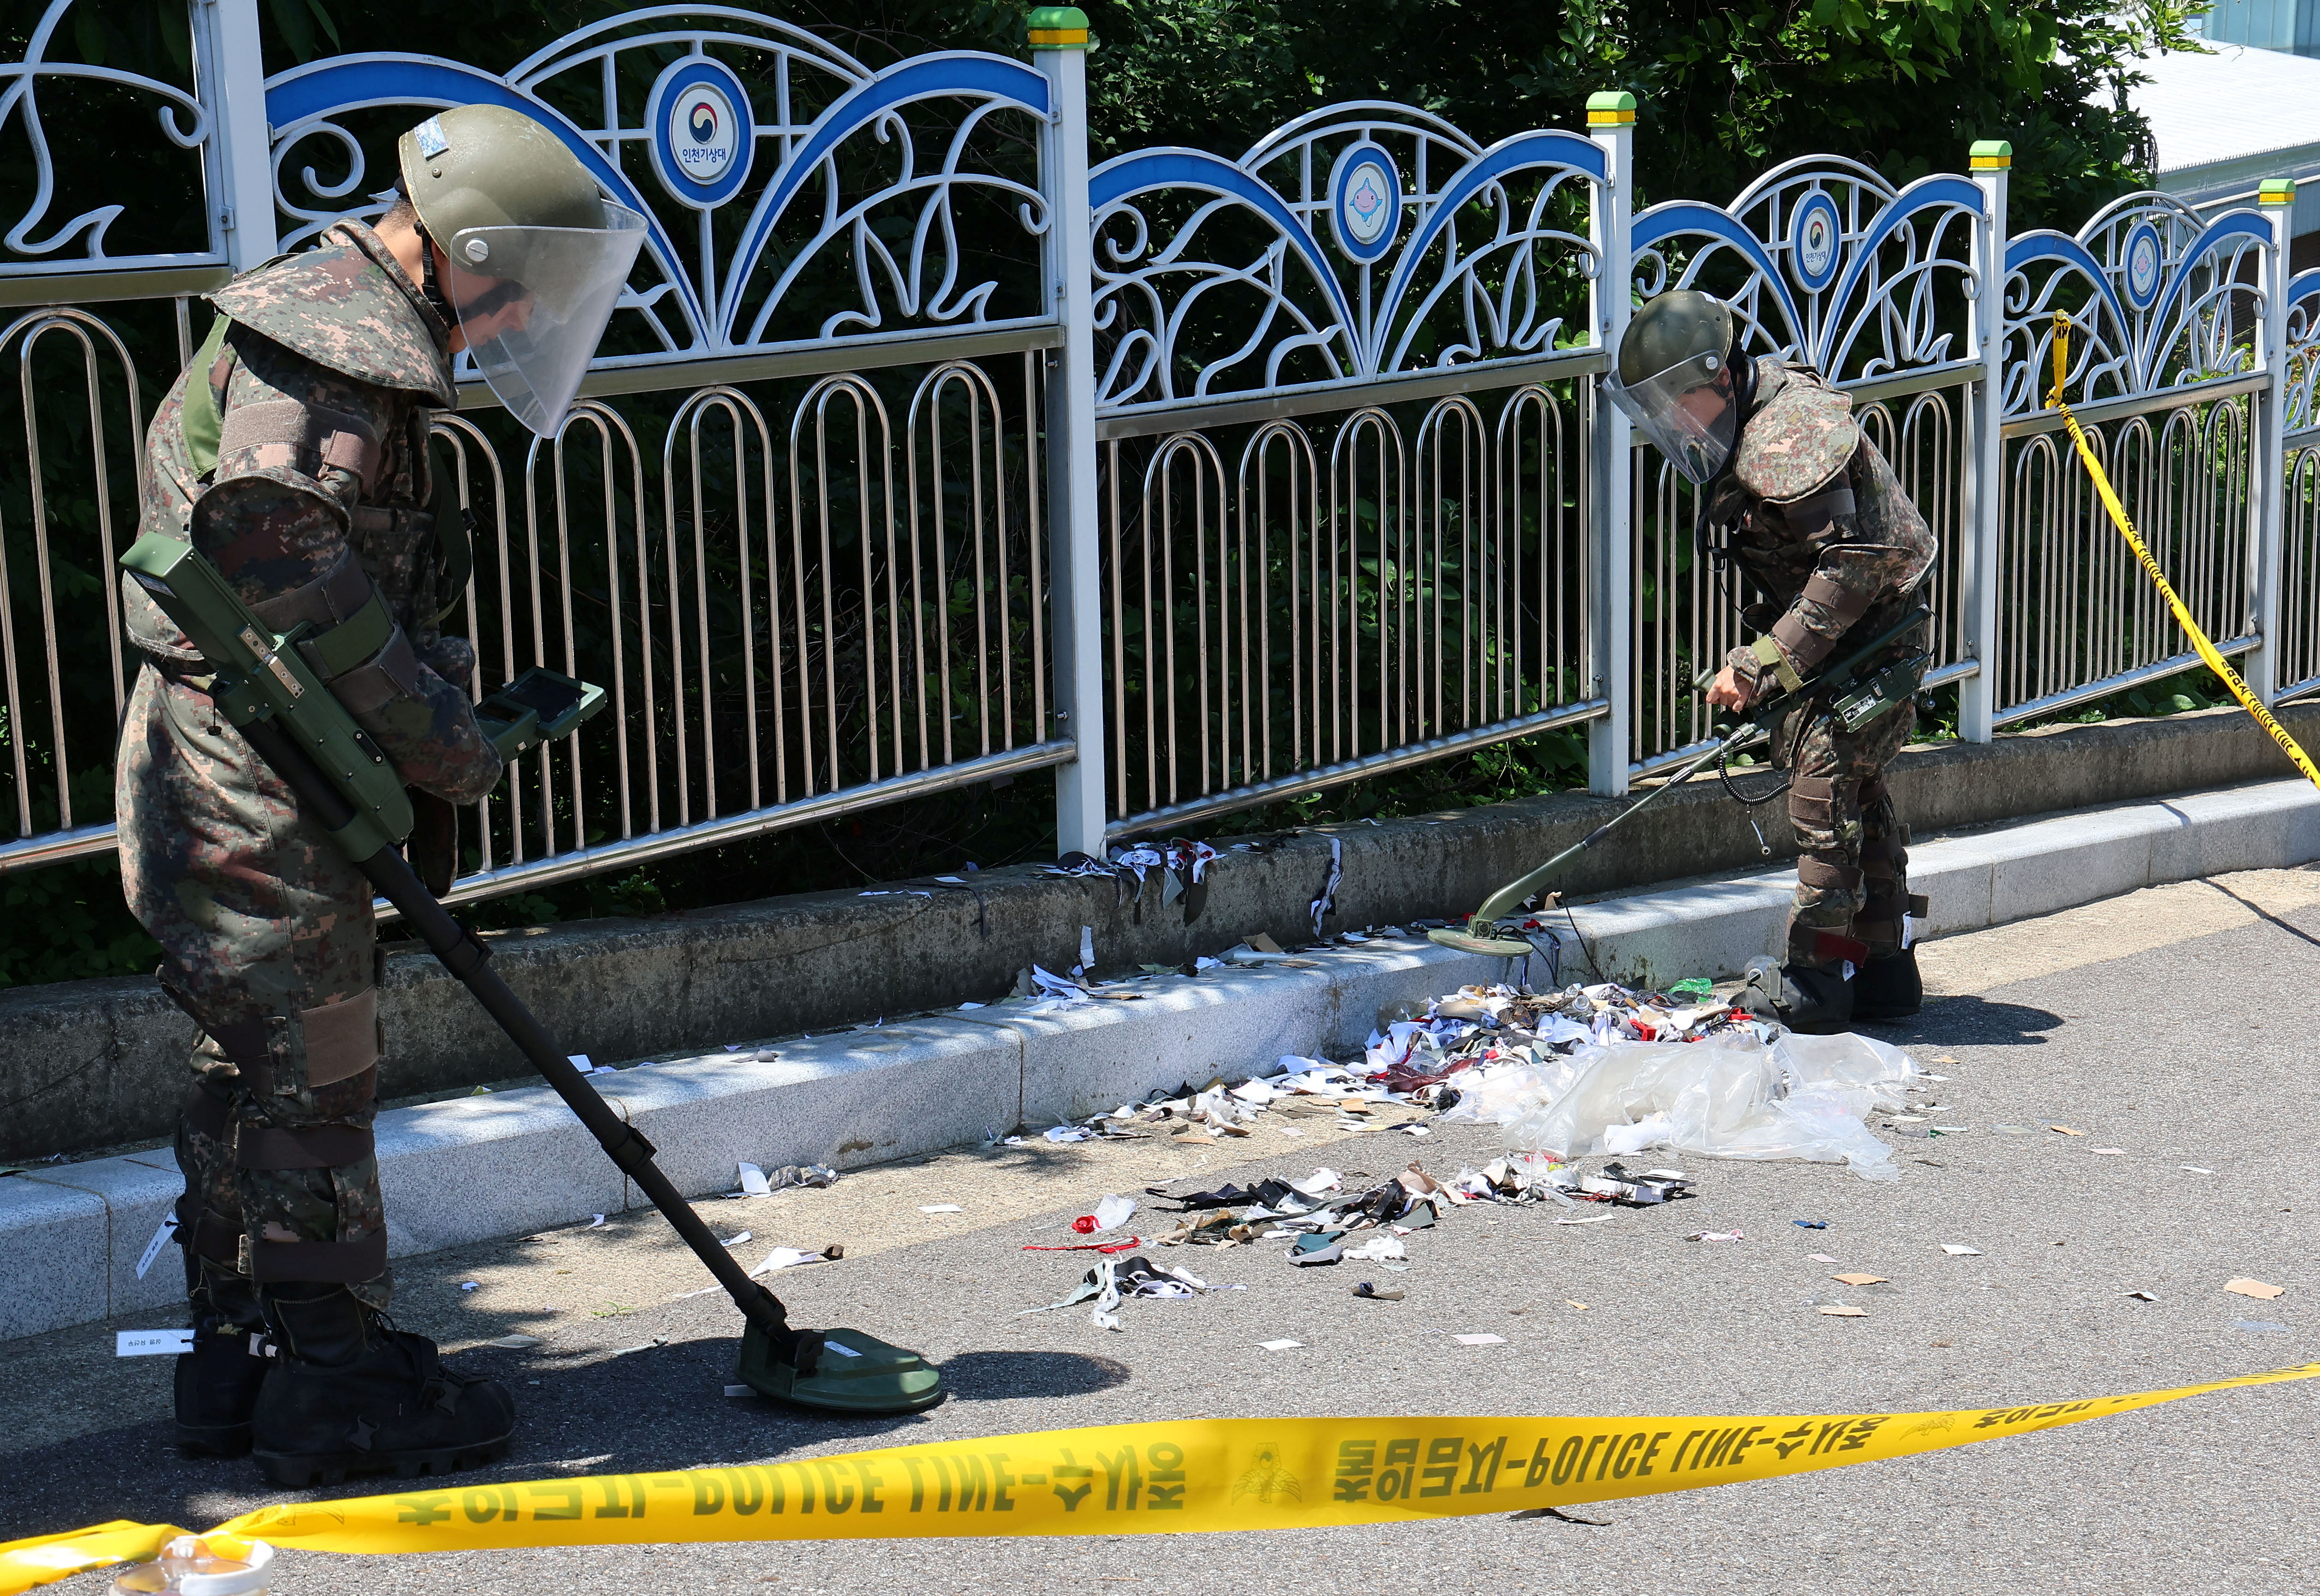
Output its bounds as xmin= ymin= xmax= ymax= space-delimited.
xmin=1732 ymin=363 xmax=1857 ymax=505
xmin=209 ymin=238 xmax=454 ymax=406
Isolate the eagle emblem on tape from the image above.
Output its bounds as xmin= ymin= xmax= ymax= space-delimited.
xmin=1231 ymin=1442 xmax=1302 ymax=1504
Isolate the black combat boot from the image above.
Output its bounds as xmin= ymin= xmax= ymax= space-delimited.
xmin=252 ymin=1284 xmax=515 ymax=1487
xmin=1738 ymin=955 xmax=1856 ymax=1035
xmin=1851 ymin=946 xmax=1922 ymax=1021
xmin=176 ymin=1256 xmax=272 ymax=1457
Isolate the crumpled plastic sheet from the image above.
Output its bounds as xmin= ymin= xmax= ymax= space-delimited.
xmin=1450 ymin=1029 xmax=1918 ymax=1182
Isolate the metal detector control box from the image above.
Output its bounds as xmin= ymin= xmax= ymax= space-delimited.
xmin=473 ymin=667 xmax=607 ymax=761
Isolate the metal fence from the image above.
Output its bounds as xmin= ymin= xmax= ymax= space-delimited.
xmin=3 ymin=0 xmax=2316 ymax=905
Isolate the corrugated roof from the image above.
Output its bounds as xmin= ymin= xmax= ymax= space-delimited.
xmin=2129 ymin=42 xmax=2320 ymax=173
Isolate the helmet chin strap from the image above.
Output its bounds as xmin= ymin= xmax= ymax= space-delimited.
xmin=413 ymin=219 xmax=456 ymax=330
xmin=1727 ymin=329 xmax=1756 ymax=417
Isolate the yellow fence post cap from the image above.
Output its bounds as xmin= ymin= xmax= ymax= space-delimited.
xmin=1969 ymin=141 xmax=2012 ymax=170
xmin=2260 ymin=178 xmax=2297 ymax=205
xmin=1587 ymin=91 xmax=1636 ymax=126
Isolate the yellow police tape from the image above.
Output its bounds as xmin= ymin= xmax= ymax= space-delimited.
xmin=5 ymin=1361 xmax=2315 ymax=1591
xmin=2048 ymin=312 xmax=2320 ymax=792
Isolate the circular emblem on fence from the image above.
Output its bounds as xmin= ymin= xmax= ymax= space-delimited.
xmin=1788 ymin=191 xmax=1842 ymax=292
xmin=648 ymin=56 xmax=753 ymax=210
xmin=2124 ymin=221 xmax=2163 ymax=310
xmin=1328 ymin=143 xmax=1402 ymax=264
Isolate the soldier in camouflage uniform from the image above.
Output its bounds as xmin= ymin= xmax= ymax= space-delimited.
xmin=119 ymin=103 xmax=637 ymax=1483
xmin=1608 ymin=291 xmax=1933 ymax=1033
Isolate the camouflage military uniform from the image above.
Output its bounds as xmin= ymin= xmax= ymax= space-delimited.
xmin=1705 ymin=357 xmax=1936 ymax=971
xmin=116 ymin=220 xmax=502 ymax=1322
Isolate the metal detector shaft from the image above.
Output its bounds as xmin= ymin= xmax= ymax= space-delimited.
xmin=234 ymin=714 xmax=791 ymax=1342
xmin=1459 ymin=603 xmax=1934 ymax=935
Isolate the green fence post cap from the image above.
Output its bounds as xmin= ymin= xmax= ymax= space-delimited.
xmin=1028 ymin=6 xmax=1091 ymax=47
xmin=1969 ymin=141 xmax=2011 ymax=169
xmin=2260 ymin=177 xmax=2297 ymax=204
xmin=1587 ymin=91 xmax=1637 ymax=125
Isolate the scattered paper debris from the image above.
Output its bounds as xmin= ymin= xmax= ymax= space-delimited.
xmin=2224 ymin=1278 xmax=2284 ymax=1301
xmin=2048 ymin=1126 xmax=2085 ymax=1136
xmin=1259 ymin=1339 xmax=1304 ymax=1352
xmin=1565 ymin=1300 xmax=1589 ymax=1311
xmin=1687 ymin=1230 xmax=1746 ymax=1242
xmin=2182 ymin=1166 xmax=2215 ymax=1174
xmin=2091 ymin=1147 xmax=2126 ymax=1156
xmin=460 ymin=1281 xmax=478 ymax=1292
xmin=1808 ymin=1253 xmax=1839 ymax=1263
xmin=587 ymin=1214 xmax=606 ymax=1228
xmin=920 ymin=1203 xmax=965 ymax=1214
xmin=2125 ymin=1291 xmax=2157 ymax=1303
xmin=1818 ymin=1304 xmax=1869 ymax=1318
xmin=1555 ymin=1214 xmax=1619 ymax=1226
xmin=738 ymin=1162 xmax=771 ymax=1196
xmin=1454 ymin=1334 xmax=1507 ymax=1346
xmin=1940 ymin=1244 xmax=1982 ymax=1256
xmin=134 ymin=1214 xmax=180 ymax=1280
xmin=721 ymin=1232 xmax=753 ymax=1247
xmin=1832 ymin=1273 xmax=1887 ymax=1286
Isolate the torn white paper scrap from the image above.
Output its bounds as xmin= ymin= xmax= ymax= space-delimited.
xmin=1309 ymin=835 xmax=1343 ymax=936
xmin=722 ymin=1232 xmax=753 ymax=1247
xmin=588 ymin=1214 xmax=606 ymax=1228
xmin=1258 ymin=1339 xmax=1304 ymax=1352
xmin=1092 ymin=1194 xmax=1136 ymax=1233
xmin=460 ymin=1281 xmax=478 ymax=1292
xmin=1080 ymin=925 xmax=1096 ymax=969
xmin=1453 ymin=1333 xmax=1507 ymax=1346
xmin=920 ymin=1203 xmax=965 ymax=1214
xmin=1940 ymin=1244 xmax=1982 ymax=1256
xmin=134 ymin=1213 xmax=179 ymax=1280
xmin=751 ymin=1247 xmax=825 ymax=1276
xmin=117 ymin=1329 xmax=195 ymax=1357
xmin=737 ymin=1162 xmax=771 ymax=1197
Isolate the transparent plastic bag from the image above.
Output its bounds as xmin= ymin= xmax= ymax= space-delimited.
xmin=1500 ymin=1032 xmax=1915 ymax=1182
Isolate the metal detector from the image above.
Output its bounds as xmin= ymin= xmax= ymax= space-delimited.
xmin=1430 ymin=605 xmax=1932 ymax=959
xmin=121 ymin=533 xmax=942 ymax=1416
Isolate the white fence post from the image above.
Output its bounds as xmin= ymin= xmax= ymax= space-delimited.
xmin=1958 ymin=140 xmax=2009 ymax=743
xmin=192 ymin=0 xmax=279 ymax=271
xmin=1959 ymin=140 xmax=2009 ymax=741
xmin=1586 ymin=91 xmax=1634 ymax=798
xmin=2248 ymin=176 xmax=2296 ymax=705
xmin=1032 ymin=7 xmax=1107 ymax=856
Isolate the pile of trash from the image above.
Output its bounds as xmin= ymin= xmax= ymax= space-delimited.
xmin=1028 ymin=978 xmax=1920 ymax=1180
xmin=1411 ymin=982 xmax=1921 ymax=1181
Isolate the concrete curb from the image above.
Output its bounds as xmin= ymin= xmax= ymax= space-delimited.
xmin=6 ymin=775 xmax=2314 ymax=1340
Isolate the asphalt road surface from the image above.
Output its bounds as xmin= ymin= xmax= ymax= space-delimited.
xmin=5 ymin=869 xmax=2315 ymax=1595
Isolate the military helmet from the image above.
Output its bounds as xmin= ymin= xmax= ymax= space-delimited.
xmin=396 ymin=104 xmax=608 ymax=268
xmin=1606 ymin=290 xmax=1742 ymax=485
xmin=393 ymin=105 xmax=648 ymax=438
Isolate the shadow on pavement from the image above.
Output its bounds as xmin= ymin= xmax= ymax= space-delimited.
xmin=935 ymin=1349 xmax=1131 ymax=1401
xmin=1861 ymin=994 xmax=2064 ymax=1048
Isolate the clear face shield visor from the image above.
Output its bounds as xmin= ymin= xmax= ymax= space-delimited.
xmin=1603 ymin=356 xmax=1740 ymax=487
xmin=442 ymin=203 xmax=648 ymax=438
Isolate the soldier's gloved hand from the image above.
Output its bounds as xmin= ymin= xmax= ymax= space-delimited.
xmin=413 ymin=633 xmax=478 ymax=689
xmin=1706 ymin=663 xmax=1756 ymax=711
